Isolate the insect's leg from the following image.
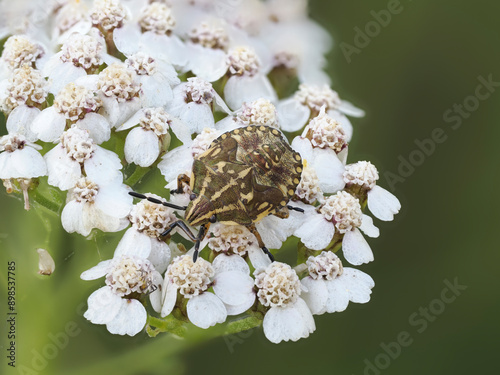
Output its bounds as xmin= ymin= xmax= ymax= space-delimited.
xmin=161 ymin=220 xmax=197 ymax=241
xmin=273 ymin=206 xmax=290 ymax=219
xmin=170 ymin=174 xmax=191 ymax=195
xmin=193 ymin=223 xmax=210 ymax=262
xmin=129 ymin=192 xmax=187 ymax=211
xmin=247 ymin=224 xmax=274 ymax=262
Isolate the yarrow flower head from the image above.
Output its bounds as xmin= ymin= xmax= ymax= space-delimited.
xmin=303 ymin=106 xmax=347 ymax=153
xmin=1 ymin=35 xmax=44 ymax=71
xmin=295 ymin=83 xmax=341 ymax=114
xmin=161 ymin=254 xmax=255 ymax=327
xmin=81 ymin=254 xmax=162 ymax=336
xmin=60 ymin=33 xmax=103 ymax=71
xmin=301 ymin=251 xmax=374 ymax=315
xmin=97 ymin=63 xmax=141 ymax=103
xmin=343 ymin=161 xmax=401 ymax=221
xmin=54 ymin=83 xmax=103 ymax=121
xmin=0 ymin=133 xmax=46 ymax=210
xmin=90 ymin=0 xmax=128 ymax=31
xmin=189 ymin=22 xmax=229 ymax=50
xmin=343 ymin=161 xmax=379 ymax=190
xmin=129 ymin=194 xmax=177 ymax=238
xmin=295 ymin=161 xmax=323 ymax=204
xmin=238 ymin=99 xmax=278 ymax=127
xmin=207 ymin=224 xmax=258 ymax=257
xmin=227 ymin=46 xmax=260 ymax=77
xmin=320 ymin=191 xmax=362 ymax=234
xmin=61 ymin=175 xmax=132 ymax=236
xmin=45 ymin=126 xmax=121 ymax=190
xmin=139 ymin=2 xmax=176 ymax=35
xmin=2 ymin=64 xmax=47 ymax=113
xmin=254 ymin=262 xmax=315 ymax=343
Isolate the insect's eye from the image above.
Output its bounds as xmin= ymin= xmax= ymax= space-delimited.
xmin=189 ymin=193 xmax=197 ymax=201
xmin=209 ymin=215 xmax=217 ymax=223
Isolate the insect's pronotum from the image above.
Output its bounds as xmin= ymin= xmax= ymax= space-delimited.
xmin=130 ymin=125 xmax=304 ymax=261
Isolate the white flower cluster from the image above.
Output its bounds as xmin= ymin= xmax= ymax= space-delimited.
xmin=0 ymin=0 xmax=401 ymax=343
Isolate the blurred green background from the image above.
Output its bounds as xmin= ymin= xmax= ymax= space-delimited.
xmin=1 ymin=0 xmax=499 ymax=374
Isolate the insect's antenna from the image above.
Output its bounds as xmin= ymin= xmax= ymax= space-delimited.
xmin=287 ymin=205 xmax=305 ymax=213
xmin=129 ymin=192 xmax=187 ymax=211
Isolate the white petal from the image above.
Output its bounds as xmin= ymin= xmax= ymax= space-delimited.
xmin=117 ymin=109 xmax=143 ymax=131
xmin=160 ymin=280 xmax=178 ymax=317
xmin=84 ymin=147 xmax=122 ymax=185
xmin=186 ymin=293 xmax=227 ymax=329
xmin=61 ymin=200 xmax=90 ymax=236
xmin=277 ymin=98 xmax=310 ymax=132
xmin=294 ymin=213 xmax=334 ymax=250
xmin=142 ymin=33 xmax=188 ymax=69
xmin=291 ymin=136 xmax=314 ymax=163
xmin=113 ymin=24 xmax=141 ymax=56
xmin=115 ymin=228 xmax=152 ymax=259
xmin=80 ymin=260 xmax=111 ymax=280
xmin=367 ymin=185 xmax=401 ymax=221
xmin=212 ymin=254 xmax=250 ymax=275
xmin=124 ymin=127 xmax=160 ymax=167
xmin=300 ymin=277 xmax=328 ymax=315
xmin=337 ymin=147 xmax=348 ymax=165
xmin=158 ymin=145 xmax=193 ymax=183
xmin=76 ymin=113 xmax=111 ymax=144
xmin=247 ymin=246 xmax=272 ymax=271
xmin=45 ymin=145 xmax=81 ymax=190
xmin=213 ymin=271 xmax=254 ymax=306
xmin=224 ymin=74 xmax=277 ymax=111
xmin=263 ymin=299 xmax=315 ymax=344
xmin=84 ymin=204 xmax=122 ymax=233
xmin=179 ymin=102 xmax=214 ymax=134
xmin=359 ymin=214 xmax=380 ymax=238
xmin=255 ymin=219 xmax=284 ymax=250
xmin=84 ymin=287 xmax=122 ymax=324
xmin=324 ymin=278 xmax=350 ymax=313
xmin=338 ymin=268 xmax=374 ymax=304
xmin=188 ymin=44 xmax=228 ymax=82
xmin=0 ymin=147 xmax=46 ymax=179
xmin=106 ymin=299 xmax=147 ymax=336
xmin=94 ymin=179 xmax=132 ymax=218
xmin=329 ymin=110 xmax=353 ymax=142
xmin=169 ymin=117 xmax=192 ymax=145
xmin=148 ymin=239 xmax=171 ymax=274
xmin=338 ymin=100 xmax=365 ymax=117
xmin=150 ymin=272 xmax=163 ymax=313
xmin=140 ymin=75 xmax=173 ymax=107
xmin=215 ymin=116 xmax=238 ymax=133
xmin=47 ymin=62 xmax=86 ymax=95
xmin=31 ymin=107 xmax=66 ymax=143
xmin=311 ymin=148 xmax=346 ymax=193
xmin=342 ymin=228 xmax=374 ymax=266
xmin=225 ymin=292 xmax=256 ymax=316
xmin=7 ymin=105 xmax=40 ymax=142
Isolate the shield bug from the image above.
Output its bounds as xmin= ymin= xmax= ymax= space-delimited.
xmin=130 ymin=125 xmax=304 ymax=261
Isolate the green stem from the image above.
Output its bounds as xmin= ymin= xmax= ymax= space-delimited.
xmin=124 ymin=165 xmax=149 ymax=187
xmin=32 ymin=190 xmax=61 ymax=214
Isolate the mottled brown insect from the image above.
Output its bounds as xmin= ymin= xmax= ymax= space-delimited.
xmin=130 ymin=125 xmax=304 ymax=261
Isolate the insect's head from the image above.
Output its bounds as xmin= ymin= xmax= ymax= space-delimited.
xmin=185 ymin=193 xmax=217 ymax=226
